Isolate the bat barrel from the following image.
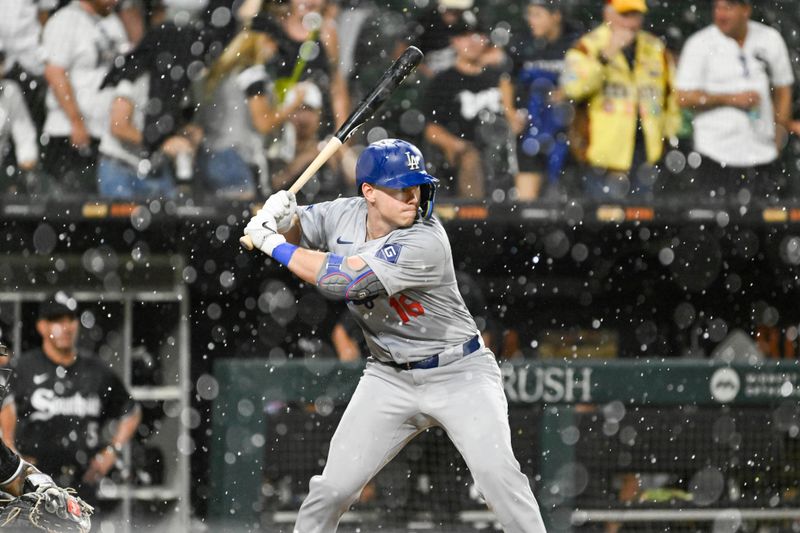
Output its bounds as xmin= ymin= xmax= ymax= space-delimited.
xmin=335 ymin=46 xmax=424 ymax=143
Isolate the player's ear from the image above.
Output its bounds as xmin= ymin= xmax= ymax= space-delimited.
xmin=362 ymin=183 xmax=376 ymax=203
xmin=35 ymin=319 xmax=48 ymax=338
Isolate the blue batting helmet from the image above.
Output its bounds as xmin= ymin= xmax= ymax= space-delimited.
xmin=356 ymin=139 xmax=439 ymax=219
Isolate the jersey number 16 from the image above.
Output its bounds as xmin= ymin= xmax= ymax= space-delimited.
xmin=389 ymin=295 xmax=425 ymax=323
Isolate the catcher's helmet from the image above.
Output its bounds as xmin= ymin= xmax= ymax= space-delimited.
xmin=356 ymin=139 xmax=439 ymax=219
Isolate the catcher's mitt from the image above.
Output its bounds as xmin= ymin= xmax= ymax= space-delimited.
xmin=0 ymin=486 xmax=93 ymax=532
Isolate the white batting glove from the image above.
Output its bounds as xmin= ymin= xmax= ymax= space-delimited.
xmin=261 ymin=191 xmax=297 ymax=233
xmin=244 ymin=210 xmax=286 ymax=256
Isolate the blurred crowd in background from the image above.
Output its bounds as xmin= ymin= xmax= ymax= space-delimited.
xmin=1 ymin=0 xmax=799 ymax=205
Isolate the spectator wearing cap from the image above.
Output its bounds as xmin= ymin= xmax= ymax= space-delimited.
xmin=0 ymin=293 xmax=141 ymax=509
xmin=676 ymin=0 xmax=793 ymax=202
xmin=269 ymin=81 xmax=357 ymax=203
xmin=403 ymin=0 xmax=506 ymax=79
xmin=406 ymin=0 xmax=473 ymax=77
xmin=507 ymin=0 xmax=581 ymax=201
xmin=422 ymin=11 xmax=522 ymax=201
xmin=562 ymin=0 xmax=680 ymax=201
xmin=197 ymin=14 xmax=310 ymax=199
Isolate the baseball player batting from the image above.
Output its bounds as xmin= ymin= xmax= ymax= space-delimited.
xmin=244 ymin=138 xmax=546 ymax=533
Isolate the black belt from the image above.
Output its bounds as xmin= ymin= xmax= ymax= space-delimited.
xmin=378 ymin=335 xmax=481 ymax=371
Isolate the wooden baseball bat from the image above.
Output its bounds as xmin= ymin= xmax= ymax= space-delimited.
xmin=240 ymin=46 xmax=424 ymax=250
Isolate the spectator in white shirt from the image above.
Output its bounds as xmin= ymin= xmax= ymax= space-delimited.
xmin=41 ymin=0 xmax=129 ymax=196
xmin=676 ymin=0 xmax=793 ymax=202
xmin=0 ymin=0 xmax=63 ymax=133
xmin=0 ymin=49 xmax=40 ymax=194
xmin=97 ymin=72 xmax=187 ymax=199
xmin=0 ymin=0 xmax=51 ymax=79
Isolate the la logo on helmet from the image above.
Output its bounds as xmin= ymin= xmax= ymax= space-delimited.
xmin=405 ymin=152 xmax=421 ymax=170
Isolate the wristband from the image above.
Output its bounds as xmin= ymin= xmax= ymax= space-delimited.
xmin=272 ymin=243 xmax=298 ymax=267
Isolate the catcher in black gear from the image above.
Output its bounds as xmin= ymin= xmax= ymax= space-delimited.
xmin=0 ymin=341 xmax=93 ymax=532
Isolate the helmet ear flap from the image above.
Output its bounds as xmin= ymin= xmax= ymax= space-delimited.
xmin=419 ymin=184 xmax=436 ymax=219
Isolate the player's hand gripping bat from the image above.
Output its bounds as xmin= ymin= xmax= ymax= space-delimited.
xmin=240 ymin=46 xmax=424 ymax=250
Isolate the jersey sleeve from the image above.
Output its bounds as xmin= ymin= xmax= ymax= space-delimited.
xmin=358 ymin=222 xmax=448 ymax=296
xmin=765 ymin=29 xmax=794 ymax=87
xmin=113 ymin=78 xmax=136 ymax=101
xmin=674 ymin=34 xmax=706 ymax=91
xmin=101 ymin=368 xmax=137 ymax=422
xmin=41 ymin=12 xmax=75 ymax=68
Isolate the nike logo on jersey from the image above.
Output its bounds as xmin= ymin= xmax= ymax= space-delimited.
xmin=336 ymin=236 xmax=354 ymax=244
xmin=33 ymin=373 xmax=49 ymax=385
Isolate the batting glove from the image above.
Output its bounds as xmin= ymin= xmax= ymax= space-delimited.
xmin=261 ymin=191 xmax=298 ymax=233
xmin=244 ymin=211 xmax=286 ymax=256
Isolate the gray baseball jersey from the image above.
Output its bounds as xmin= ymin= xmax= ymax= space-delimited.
xmin=298 ymin=196 xmax=478 ymax=364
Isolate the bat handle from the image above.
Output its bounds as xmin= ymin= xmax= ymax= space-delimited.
xmin=239 ymin=137 xmax=344 ymax=251
xmin=239 ymin=235 xmax=255 ymax=250
xmin=288 ymin=137 xmax=342 ymax=194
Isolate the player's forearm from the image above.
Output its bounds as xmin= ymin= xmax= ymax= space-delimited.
xmin=0 ymin=404 xmax=18 ymax=453
xmin=773 ymin=85 xmax=792 ymax=150
xmin=236 ymin=0 xmax=263 ymax=22
xmin=110 ymin=100 xmax=143 ymax=146
xmin=0 ymin=460 xmax=51 ymax=497
xmin=0 ymin=439 xmax=23 ymax=492
xmin=330 ymin=73 xmax=350 ymax=128
xmin=287 ymin=248 xmax=329 ymax=285
xmin=499 ymin=76 xmax=517 ymax=117
xmin=772 ymin=85 xmax=792 ymax=125
xmin=677 ymin=89 xmax=731 ymax=111
xmin=110 ymin=406 xmax=142 ymax=449
xmin=425 ymin=123 xmax=465 ymax=155
xmin=44 ymin=64 xmax=83 ymax=125
xmin=249 ymin=96 xmax=291 ymax=135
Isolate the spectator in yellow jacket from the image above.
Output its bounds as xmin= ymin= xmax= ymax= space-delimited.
xmin=562 ymin=0 xmax=680 ymax=201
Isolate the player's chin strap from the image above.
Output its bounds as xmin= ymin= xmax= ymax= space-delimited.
xmin=316 ymin=254 xmax=386 ymax=302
